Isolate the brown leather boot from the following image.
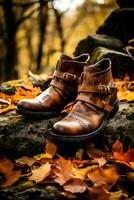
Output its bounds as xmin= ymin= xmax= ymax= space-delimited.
xmin=16 ymin=53 xmax=90 ymax=118
xmin=52 ymin=58 xmax=119 ymax=142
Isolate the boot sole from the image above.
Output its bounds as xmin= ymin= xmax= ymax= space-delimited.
xmin=50 ymin=99 xmax=119 ymax=142
xmin=16 ymin=107 xmax=60 ymax=119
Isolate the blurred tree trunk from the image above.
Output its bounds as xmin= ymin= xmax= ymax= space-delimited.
xmin=3 ymin=0 xmax=18 ymax=81
xmin=53 ymin=4 xmax=65 ymax=52
xmin=36 ymin=1 xmax=48 ymax=72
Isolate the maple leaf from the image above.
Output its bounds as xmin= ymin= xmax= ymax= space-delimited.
xmin=87 ymin=165 xmax=119 ymax=190
xmin=112 ymin=140 xmax=134 ymax=167
xmin=0 ymin=157 xmax=21 ymax=188
xmin=28 ymin=162 xmax=51 ymax=183
xmin=63 ymin=178 xmax=87 ymax=194
xmin=53 ymin=157 xmax=73 ymax=185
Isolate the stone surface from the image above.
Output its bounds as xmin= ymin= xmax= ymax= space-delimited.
xmin=0 ymin=102 xmax=133 ymax=158
xmin=74 ymin=34 xmax=124 ymax=57
xmin=90 ymin=47 xmax=134 ymax=77
xmin=97 ymin=8 xmax=134 ymax=44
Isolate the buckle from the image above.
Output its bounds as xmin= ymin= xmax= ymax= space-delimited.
xmin=98 ymin=85 xmax=111 ymax=95
xmin=63 ymin=72 xmax=77 ymax=82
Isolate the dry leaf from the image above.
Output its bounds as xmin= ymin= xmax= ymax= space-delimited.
xmin=72 ymin=166 xmax=92 ymax=180
xmin=28 ymin=162 xmax=51 ymax=183
xmin=127 ymin=172 xmax=134 ymax=183
xmin=88 ymin=187 xmax=109 ymax=200
xmin=109 ymin=190 xmax=128 ymax=200
xmin=53 ymin=157 xmax=73 ymax=185
xmin=1 ymin=171 xmax=21 ymax=188
xmin=0 ymin=157 xmax=21 ymax=188
xmin=76 ymin=149 xmax=84 ymax=160
xmin=112 ymin=140 xmax=123 ymax=153
xmin=86 ymin=148 xmax=106 ymax=158
xmin=63 ymin=179 xmax=87 ymax=193
xmin=91 ymin=157 xmax=107 ymax=167
xmin=15 ymin=156 xmax=36 ymax=167
xmin=45 ymin=140 xmax=57 ymax=158
xmin=124 ymin=149 xmax=134 ymax=162
xmin=87 ymin=165 xmax=119 ymax=190
xmin=34 ymin=153 xmax=53 ymax=160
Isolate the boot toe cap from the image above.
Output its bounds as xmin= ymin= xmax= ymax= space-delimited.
xmin=53 ymin=117 xmax=83 ymax=135
xmin=17 ymin=99 xmax=33 ymax=110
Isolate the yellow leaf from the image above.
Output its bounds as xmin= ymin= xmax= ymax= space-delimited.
xmin=28 ymin=162 xmax=51 ymax=183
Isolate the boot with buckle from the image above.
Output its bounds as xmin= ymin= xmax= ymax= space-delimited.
xmin=16 ymin=53 xmax=90 ymax=118
xmin=52 ymin=58 xmax=119 ymax=142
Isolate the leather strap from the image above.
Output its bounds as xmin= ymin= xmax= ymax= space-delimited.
xmin=78 ymin=85 xmax=117 ymax=95
xmin=50 ymin=79 xmax=74 ymax=97
xmin=53 ymin=70 xmax=77 ymax=82
xmin=76 ymin=94 xmax=112 ymax=112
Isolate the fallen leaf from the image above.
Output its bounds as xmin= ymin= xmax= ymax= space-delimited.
xmin=0 ymin=104 xmax=16 ymax=114
xmin=88 ymin=187 xmax=109 ymax=200
xmin=87 ymin=165 xmax=119 ymax=190
xmin=112 ymin=140 xmax=123 ymax=153
xmin=124 ymin=149 xmax=134 ymax=162
xmin=1 ymin=171 xmax=21 ymax=188
xmin=53 ymin=157 xmax=73 ymax=185
xmin=76 ymin=149 xmax=84 ymax=160
xmin=61 ymin=191 xmax=78 ymax=199
xmin=34 ymin=153 xmax=53 ymax=160
xmin=63 ymin=179 xmax=87 ymax=193
xmin=92 ymin=157 xmax=107 ymax=167
xmin=15 ymin=156 xmax=36 ymax=167
xmin=28 ymin=162 xmax=51 ymax=183
xmin=72 ymin=166 xmax=92 ymax=180
xmin=86 ymin=148 xmax=106 ymax=158
xmin=127 ymin=172 xmax=134 ymax=183
xmin=113 ymin=152 xmax=126 ymax=162
xmin=45 ymin=140 xmax=57 ymax=158
xmin=109 ymin=190 xmax=128 ymax=200
xmin=129 ymin=162 xmax=134 ymax=169
xmin=0 ymin=157 xmax=21 ymax=188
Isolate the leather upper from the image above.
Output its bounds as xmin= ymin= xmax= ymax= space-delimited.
xmin=17 ymin=53 xmax=90 ymax=112
xmin=53 ymin=58 xmax=118 ymax=135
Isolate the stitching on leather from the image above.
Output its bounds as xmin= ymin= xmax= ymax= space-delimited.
xmin=68 ymin=115 xmax=88 ymax=129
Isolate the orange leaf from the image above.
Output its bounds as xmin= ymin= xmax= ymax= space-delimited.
xmin=45 ymin=140 xmax=57 ymax=158
xmin=1 ymin=171 xmax=21 ymax=188
xmin=87 ymin=165 xmax=119 ymax=190
xmin=124 ymin=149 xmax=134 ymax=162
xmin=0 ymin=157 xmax=21 ymax=188
xmin=28 ymin=162 xmax=51 ymax=183
xmin=113 ymin=152 xmax=126 ymax=162
xmin=53 ymin=157 xmax=73 ymax=185
xmin=112 ymin=140 xmax=123 ymax=153
xmin=88 ymin=187 xmax=109 ymax=200
xmin=63 ymin=179 xmax=87 ymax=193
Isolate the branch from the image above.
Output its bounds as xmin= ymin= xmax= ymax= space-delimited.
xmin=16 ymin=6 xmax=41 ymax=28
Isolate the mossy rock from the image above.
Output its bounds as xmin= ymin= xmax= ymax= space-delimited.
xmin=90 ymin=47 xmax=134 ymax=77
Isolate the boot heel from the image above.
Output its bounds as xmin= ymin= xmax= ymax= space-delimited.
xmin=109 ymin=100 xmax=119 ymax=118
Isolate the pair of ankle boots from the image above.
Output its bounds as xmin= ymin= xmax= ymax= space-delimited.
xmin=16 ymin=54 xmax=119 ymax=142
